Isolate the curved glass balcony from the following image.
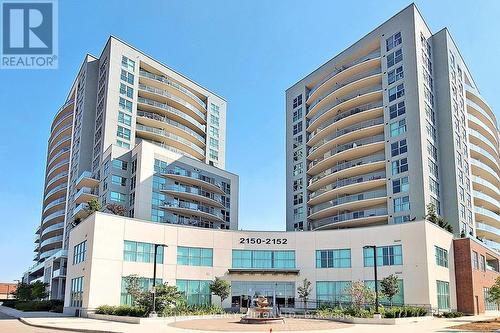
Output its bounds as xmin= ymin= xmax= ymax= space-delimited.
xmin=161 ymin=169 xmax=224 ymax=194
xmin=469 ymin=128 xmax=498 ymax=156
xmin=46 ymin=159 xmax=69 ymax=179
xmin=40 ymin=235 xmax=63 ymax=250
xmin=45 ymin=171 xmax=68 ymax=189
xmin=477 ymin=223 xmax=500 ymax=236
xmin=41 ymin=222 xmax=64 ymax=239
xmin=51 ymin=99 xmax=74 ymax=130
xmin=51 ymin=111 xmax=73 ymax=134
xmin=139 ymin=70 xmax=207 ymax=110
xmin=467 ymin=100 xmax=498 ymax=137
xmin=44 ymin=183 xmax=67 ymax=201
xmin=41 ymin=210 xmax=65 ymax=227
xmin=474 ymin=190 xmax=500 ymax=209
xmin=47 ymin=135 xmax=71 ymax=158
xmin=46 ymin=147 xmax=70 ymax=170
xmin=311 ymin=207 xmax=388 ymax=230
xmin=470 ymin=144 xmax=499 ymax=171
xmin=472 ymin=176 xmax=500 ymax=197
xmin=465 ymin=85 xmax=497 ymax=125
xmin=475 ymin=207 xmax=500 ymax=224
xmin=48 ymin=123 xmax=72 ymax=147
xmin=146 ymin=140 xmax=196 ymax=159
xmin=160 ymin=184 xmax=224 ymax=208
xmin=468 ymin=114 xmax=498 ymax=146
xmin=40 ymin=249 xmax=59 ymax=260
xmin=471 ymin=159 xmax=500 ymax=184
xmin=309 ymin=189 xmax=387 ymax=215
xmin=162 ymin=201 xmax=224 ymax=222
xmin=43 ymin=196 xmax=66 ymax=215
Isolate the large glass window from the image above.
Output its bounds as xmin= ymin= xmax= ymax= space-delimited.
xmin=119 ymin=97 xmax=133 ymax=113
xmin=73 ymin=241 xmax=87 ymax=265
xmin=70 ymin=277 xmax=84 ymax=307
xmin=121 ymin=277 xmax=161 ymax=305
xmin=123 ymin=240 xmax=164 ymax=263
xmin=119 ymin=83 xmax=133 ymax=98
xmin=365 ymin=279 xmax=404 ymax=305
xmin=388 ymin=66 xmax=404 ymax=85
xmin=392 ymin=176 xmax=409 ymax=194
xmin=120 ymin=69 xmax=134 ymax=84
xmin=388 ymin=83 xmax=405 ymax=102
xmin=231 ymin=281 xmax=295 ymax=308
xmin=111 ymin=175 xmax=126 ymax=186
xmin=435 ymin=246 xmax=448 ymax=268
xmin=316 ymin=249 xmax=351 ymax=268
xmin=387 ymin=48 xmax=403 ymax=67
xmin=391 ymin=139 xmax=407 ymax=157
xmin=363 ymin=245 xmax=402 ymax=267
xmin=393 ymin=196 xmax=410 ymax=212
xmin=386 ymin=32 xmax=402 ymax=51
xmin=177 ymin=280 xmax=211 ymax=305
xmin=389 ymin=101 xmax=405 ymax=119
xmin=316 ymin=281 xmax=351 ymax=305
xmin=177 ymin=246 xmax=213 ymax=266
xmin=390 ymin=119 xmax=406 ymax=137
xmin=110 ymin=191 xmax=126 ymax=203
xmin=121 ymin=56 xmax=135 ymax=71
xmin=232 ymin=250 xmax=295 ymax=269
xmin=118 ymin=112 xmax=132 ymax=126
xmin=436 ymin=280 xmax=450 ymax=309
xmin=117 ymin=126 xmax=131 ymax=140
xmin=391 ymin=157 xmax=408 ymax=175
xmin=472 ymin=251 xmax=479 ymax=269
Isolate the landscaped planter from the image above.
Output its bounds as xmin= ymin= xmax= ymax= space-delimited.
xmin=88 ymin=313 xmax=235 ymax=324
xmin=335 ymin=315 xmax=433 ymax=325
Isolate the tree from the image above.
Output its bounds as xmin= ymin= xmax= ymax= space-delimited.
xmin=425 ymin=203 xmax=453 ymax=233
xmin=13 ymin=282 xmax=32 ymax=301
xmin=380 ymin=274 xmax=399 ymax=306
xmin=155 ymin=283 xmax=184 ymax=313
xmin=123 ymin=275 xmax=143 ymax=307
xmin=13 ymin=281 xmax=48 ymax=301
xmin=297 ymin=278 xmax=312 ymax=310
xmin=85 ymin=198 xmax=101 ymax=214
xmin=487 ymin=277 xmax=500 ymax=307
xmin=31 ymin=281 xmax=49 ymax=300
xmin=345 ymin=281 xmax=375 ymax=310
xmin=106 ymin=203 xmax=126 ymax=216
xmin=209 ymin=277 xmax=231 ymax=306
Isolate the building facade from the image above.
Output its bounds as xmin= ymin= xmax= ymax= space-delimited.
xmin=26 ymin=37 xmax=238 ymax=300
xmin=285 ymin=4 xmax=499 ymax=245
xmin=64 ymin=212 xmax=458 ymax=315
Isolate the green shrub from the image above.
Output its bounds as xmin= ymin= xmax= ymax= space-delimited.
xmin=162 ymin=304 xmax=225 ymax=317
xmin=383 ymin=306 xmax=428 ymax=318
xmin=12 ymin=300 xmax=63 ymax=312
xmin=439 ymin=311 xmax=463 ymax=318
xmin=94 ymin=305 xmax=146 ymax=317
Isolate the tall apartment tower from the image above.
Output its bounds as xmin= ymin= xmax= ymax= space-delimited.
xmin=285 ymin=4 xmax=499 ymax=247
xmin=28 ymin=37 xmax=239 ymax=298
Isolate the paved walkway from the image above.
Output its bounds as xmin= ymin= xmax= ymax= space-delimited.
xmin=0 ymin=310 xmax=76 ymax=333
xmin=1 ymin=305 xmax=499 ymax=333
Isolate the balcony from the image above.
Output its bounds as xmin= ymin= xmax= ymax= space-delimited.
xmin=47 ymin=135 xmax=71 ymax=158
xmin=307 ymin=102 xmax=383 ymax=145
xmin=307 ymin=117 xmax=384 ymax=160
xmin=39 ymin=249 xmax=59 ymax=260
xmin=42 ymin=196 xmax=66 ymax=216
xmin=465 ymin=85 xmax=497 ymax=129
xmin=75 ymin=171 xmax=99 ymax=190
xmin=307 ymin=52 xmax=381 ymax=102
xmin=74 ymin=187 xmax=98 ymax=204
xmin=51 ymin=99 xmax=74 ymax=131
xmin=139 ymin=69 xmax=207 ymax=111
xmin=48 ymin=123 xmax=72 ymax=147
xmin=44 ymin=183 xmax=67 ymax=203
xmin=39 ymin=235 xmax=63 ymax=251
xmin=307 ymin=135 xmax=385 ymax=176
xmin=162 ymin=201 xmax=225 ymax=222
xmin=137 ymin=97 xmax=205 ymax=134
xmin=46 ymin=147 xmax=70 ymax=171
xmin=475 ymin=207 xmax=500 ymax=229
xmin=470 ymin=144 xmax=499 ymax=173
xmin=467 ymin=101 xmax=498 ymax=140
xmin=146 ymin=140 xmax=196 ymax=159
xmin=136 ymin=124 xmax=205 ymax=159
xmin=476 ymin=223 xmax=500 ymax=243
xmin=308 ymin=171 xmax=386 ymax=206
xmin=474 ymin=191 xmax=500 ymax=212
xmin=160 ymin=184 xmax=224 ymax=208
xmin=307 ymin=89 xmax=383 ymax=133
xmin=472 ymin=176 xmax=500 ymax=199
xmin=41 ymin=209 xmax=65 ymax=227
xmin=52 ymin=267 xmax=67 ymax=278
xmin=471 ymin=160 xmax=500 ymax=186
xmin=41 ymin=222 xmax=64 ymax=240
xmin=138 ymin=83 xmax=206 ymax=124
xmin=45 ymin=171 xmax=68 ymax=191
xmin=161 ymin=169 xmax=225 ymax=194
xmin=469 ymin=128 xmax=499 ymax=158
xmin=137 ymin=110 xmax=205 ymax=146
xmin=45 ymin=159 xmax=70 ymax=180
xmin=72 ymin=202 xmax=89 ymax=218
xmin=311 ymin=208 xmax=388 ymax=230
xmin=308 ymin=189 xmax=387 ymax=220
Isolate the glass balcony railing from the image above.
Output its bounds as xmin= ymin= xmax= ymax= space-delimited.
xmin=136 ymin=124 xmax=205 ymax=156
xmin=308 ymin=85 xmax=383 ymax=125
xmin=310 ymin=134 xmax=384 ymax=167
xmin=308 ymin=67 xmax=382 ymax=111
xmin=160 ymin=184 xmax=223 ymax=205
xmin=41 ymin=222 xmax=64 ymax=238
xmin=310 ymin=154 xmax=385 ymax=185
xmin=160 ymin=168 xmax=223 ymax=190
xmin=137 ymin=110 xmax=205 ymax=143
xmin=43 ymin=196 xmax=66 ymax=213
xmin=74 ymin=186 xmax=98 ymax=201
xmin=51 ymin=111 xmax=73 ymax=133
xmin=307 ymin=50 xmax=381 ymax=99
xmin=472 ymin=176 xmax=499 ymax=196
xmin=477 ymin=222 xmax=500 ymax=236
xmin=46 ymin=159 xmax=69 ymax=178
xmin=309 ymin=171 xmax=386 ymax=200
xmin=46 ymin=147 xmax=70 ymax=168
xmin=40 ymin=235 xmax=63 ymax=248
xmin=139 ymin=70 xmax=207 ymax=109
xmin=471 ymin=159 xmax=500 ymax=182
xmin=310 ymin=189 xmax=387 ymax=215
xmin=48 ymin=123 xmax=72 ymax=146
xmin=474 ymin=191 xmax=500 ymax=208
xmin=475 ymin=207 xmax=500 ymax=221
xmin=467 ymin=109 xmax=498 ymax=139
xmin=41 ymin=210 xmax=65 ymax=226
xmin=470 ymin=144 xmax=499 ymax=168
xmin=138 ymin=97 xmax=205 ymax=132
xmin=44 ymin=183 xmax=67 ymax=200
xmin=51 ymin=99 xmax=74 ymax=131
xmin=309 ymin=117 xmax=384 ymax=154
xmin=48 ymin=135 xmax=71 ymax=157
xmin=40 ymin=249 xmax=59 ymax=260
xmin=162 ymin=201 xmax=224 ymax=220
xmin=311 ymin=207 xmax=388 ymax=230
xmin=308 ymin=101 xmax=383 ymax=138
xmin=45 ymin=171 xmax=68 ymax=189
xmin=469 ymin=128 xmax=498 ymax=155
xmin=146 ymin=140 xmax=196 ymax=159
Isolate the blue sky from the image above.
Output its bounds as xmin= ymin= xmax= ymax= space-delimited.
xmin=0 ymin=0 xmax=499 ymax=281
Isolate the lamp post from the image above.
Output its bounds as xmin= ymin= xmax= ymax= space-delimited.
xmin=363 ymin=245 xmax=379 ymax=314
xmin=149 ymin=243 xmax=167 ymax=318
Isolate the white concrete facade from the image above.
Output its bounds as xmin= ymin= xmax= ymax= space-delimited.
xmin=64 ymin=213 xmax=457 ymax=315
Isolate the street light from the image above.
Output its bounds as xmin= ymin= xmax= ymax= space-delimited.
xmin=363 ymin=245 xmax=379 ymax=315
xmin=150 ymin=243 xmax=167 ymax=318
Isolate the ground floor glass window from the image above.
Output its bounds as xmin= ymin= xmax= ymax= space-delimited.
xmin=230 ymin=281 xmax=295 ymax=308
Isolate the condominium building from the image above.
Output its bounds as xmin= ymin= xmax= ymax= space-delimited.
xmin=26 ymin=37 xmax=238 ymax=299
xmin=285 ymin=4 xmax=499 ymax=248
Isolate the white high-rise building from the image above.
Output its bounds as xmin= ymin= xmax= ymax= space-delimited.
xmin=285 ymin=4 xmax=499 ymax=247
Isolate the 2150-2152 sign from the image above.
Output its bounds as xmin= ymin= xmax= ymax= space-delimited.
xmin=239 ymin=238 xmax=288 ymax=245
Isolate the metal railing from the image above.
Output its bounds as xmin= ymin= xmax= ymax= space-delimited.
xmin=160 ymin=184 xmax=223 ymax=204
xmin=137 ymin=110 xmax=205 ymax=143
xmin=309 ymin=171 xmax=386 ymax=200
xmin=310 ymin=189 xmax=387 ymax=215
xmin=162 ymin=201 xmax=224 ymax=220
xmin=136 ymin=124 xmax=205 ymax=156
xmin=311 ymin=208 xmax=388 ymax=229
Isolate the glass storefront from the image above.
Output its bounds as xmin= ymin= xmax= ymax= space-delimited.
xmin=231 ymin=281 xmax=295 ymax=308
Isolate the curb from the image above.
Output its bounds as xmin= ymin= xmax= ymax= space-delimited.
xmin=18 ymin=318 xmax=121 ymax=333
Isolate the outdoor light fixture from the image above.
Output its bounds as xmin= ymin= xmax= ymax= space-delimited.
xmin=363 ymin=245 xmax=379 ymax=315
xmin=150 ymin=243 xmax=167 ymax=318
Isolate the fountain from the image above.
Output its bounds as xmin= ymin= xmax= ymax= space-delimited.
xmin=240 ymin=295 xmax=285 ymax=324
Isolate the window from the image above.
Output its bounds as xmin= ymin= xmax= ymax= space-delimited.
xmin=388 ymin=66 xmax=404 ymax=85
xmin=73 ymin=241 xmax=87 ymax=265
xmin=394 ymin=196 xmax=410 ymax=212
xmin=316 ymin=249 xmax=351 ymax=268
xmin=293 ymin=149 xmax=303 ymax=162
xmin=119 ymin=97 xmax=133 ymax=113
xmin=293 ymin=162 xmax=303 ymax=176
xmin=389 ymin=101 xmax=405 ymax=119
xmin=472 ymin=251 xmax=479 ymax=269
xmin=387 ymin=49 xmax=403 ymax=68
xmin=293 ymin=122 xmax=302 ymax=135
xmin=392 ymin=176 xmax=409 ymax=193
xmin=391 ymin=139 xmax=407 ymax=157
xmin=394 ymin=215 xmax=410 ymax=224
xmin=121 ymin=56 xmax=135 ymax=71
xmin=480 ymin=255 xmax=486 ymax=271
xmin=293 ymin=207 xmax=304 ymax=221
xmin=210 ymin=114 xmax=219 ymax=126
xmin=363 ymin=245 xmax=402 ymax=266
xmin=388 ymin=83 xmax=405 ymax=102
xmin=390 ymin=119 xmax=406 ymax=137
xmin=293 ymin=107 xmax=302 ymax=122
xmin=428 ymin=159 xmax=439 ymax=178
xmin=316 ymin=281 xmax=351 ymax=303
xmin=111 ymin=175 xmax=126 ymax=186
xmin=430 ymin=196 xmax=441 ymax=214
xmin=435 ymin=246 xmax=448 ymax=268
xmin=293 ymin=135 xmax=303 ymax=149
xmin=70 ymin=277 xmax=84 ymax=307
xmin=386 ymin=32 xmax=402 ymax=51
xmin=209 ymin=149 xmax=219 ymax=161
xmin=123 ymin=240 xmax=164 ymax=263
xmin=177 ymin=280 xmax=211 ymax=305
xmin=120 ymin=69 xmax=134 ymax=84
xmin=177 ymin=247 xmax=213 ymax=266
xmin=365 ymin=280 xmax=404 ymax=305
xmin=121 ymin=277 xmax=162 ymax=305
xmin=113 ymin=159 xmax=127 ymax=170
xmin=119 ymin=83 xmax=133 ymax=98
xmin=116 ymin=140 xmax=130 ymax=149
xmin=232 ymin=250 xmax=295 ymax=268
xmin=110 ymin=191 xmax=126 ymax=203
xmin=426 ymin=121 xmax=436 ymax=141
xmin=293 ymin=179 xmax=303 ymax=191
xmin=209 ymin=126 xmax=219 ymax=137
xmin=293 ymin=94 xmax=302 ymax=108
xmin=427 ymin=141 xmax=438 ymax=160
xmin=117 ymin=126 xmax=131 ymax=140
xmin=429 ymin=178 xmax=439 ymax=196
xmin=118 ymin=112 xmax=132 ymax=126
xmin=436 ymin=281 xmax=450 ymax=309
xmin=209 ymin=137 xmax=219 ymax=149
xmin=392 ymin=157 xmax=408 ymax=175
xmin=293 ymin=193 xmax=303 ymax=205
